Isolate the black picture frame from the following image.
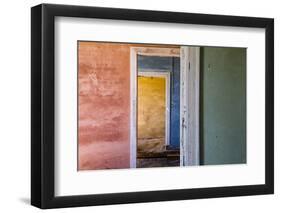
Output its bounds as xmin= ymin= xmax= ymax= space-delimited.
xmin=31 ymin=3 xmax=274 ymax=209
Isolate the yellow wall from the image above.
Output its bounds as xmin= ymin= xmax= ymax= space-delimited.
xmin=137 ymin=76 xmax=166 ymax=153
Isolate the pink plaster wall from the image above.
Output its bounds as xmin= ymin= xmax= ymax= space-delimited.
xmin=78 ymin=42 xmax=131 ymax=170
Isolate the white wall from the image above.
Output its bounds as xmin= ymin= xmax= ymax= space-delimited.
xmin=0 ymin=0 xmax=279 ymax=212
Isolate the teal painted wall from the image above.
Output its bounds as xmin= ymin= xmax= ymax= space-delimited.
xmin=200 ymin=47 xmax=246 ymax=165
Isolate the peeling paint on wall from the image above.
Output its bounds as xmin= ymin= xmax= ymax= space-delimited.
xmin=78 ymin=42 xmax=180 ymax=170
xmin=138 ymin=56 xmax=181 ymax=148
xmin=78 ymin=42 xmax=246 ymax=170
xmin=78 ymin=42 xmax=131 ymax=170
xmin=137 ymin=76 xmax=166 ymax=153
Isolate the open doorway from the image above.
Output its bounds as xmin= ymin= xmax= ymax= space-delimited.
xmin=130 ymin=46 xmax=200 ymax=168
xmin=135 ymin=52 xmax=181 ymax=168
xmin=77 ymin=41 xmax=245 ymax=171
xmin=137 ymin=72 xmax=176 ymax=167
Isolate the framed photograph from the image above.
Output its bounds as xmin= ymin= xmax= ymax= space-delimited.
xmin=31 ymin=3 xmax=274 ymax=209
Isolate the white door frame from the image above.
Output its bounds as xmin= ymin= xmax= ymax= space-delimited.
xmin=130 ymin=46 xmax=199 ymax=168
xmin=180 ymin=46 xmax=200 ymax=166
xmin=138 ymin=71 xmax=171 ymax=147
xmin=130 ymin=47 xmax=180 ymax=168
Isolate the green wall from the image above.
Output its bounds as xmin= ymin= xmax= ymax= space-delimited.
xmin=200 ymin=47 xmax=246 ymax=165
